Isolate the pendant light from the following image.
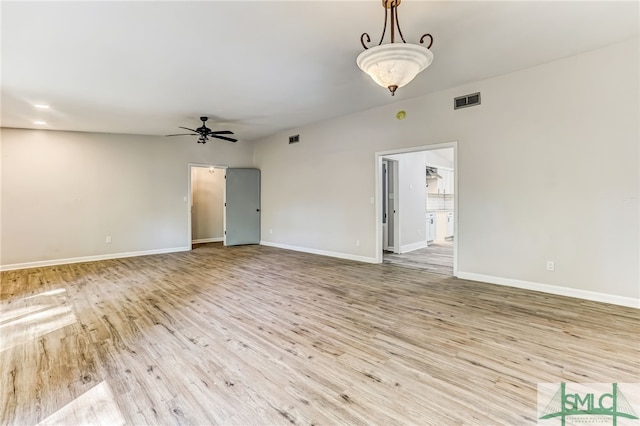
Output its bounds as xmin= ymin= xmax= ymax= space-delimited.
xmin=356 ymin=0 xmax=434 ymax=96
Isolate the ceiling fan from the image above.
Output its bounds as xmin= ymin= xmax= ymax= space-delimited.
xmin=166 ymin=116 xmax=237 ymax=144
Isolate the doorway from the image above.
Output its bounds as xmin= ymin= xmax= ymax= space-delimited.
xmin=188 ymin=164 xmax=226 ymax=248
xmin=187 ymin=165 xmax=262 ymax=250
xmin=375 ymin=142 xmax=458 ymax=276
xmin=382 ymin=159 xmax=399 ymax=253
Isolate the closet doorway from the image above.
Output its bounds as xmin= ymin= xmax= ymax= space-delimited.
xmin=189 ymin=165 xmax=225 ymax=247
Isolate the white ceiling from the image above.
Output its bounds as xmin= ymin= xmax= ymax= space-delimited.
xmin=2 ymin=1 xmax=638 ymax=142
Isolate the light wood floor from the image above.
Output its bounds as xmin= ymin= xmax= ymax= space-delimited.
xmin=383 ymin=241 xmax=454 ymax=275
xmin=1 ymin=243 xmax=638 ymax=425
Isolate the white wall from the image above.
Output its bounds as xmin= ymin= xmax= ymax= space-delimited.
xmin=191 ymin=167 xmax=224 ymax=242
xmin=1 ymin=39 xmax=637 ymax=306
xmin=254 ymin=38 xmax=639 ymax=305
xmin=0 ymin=129 xmax=253 ymax=268
xmin=384 ymin=151 xmax=428 ymax=253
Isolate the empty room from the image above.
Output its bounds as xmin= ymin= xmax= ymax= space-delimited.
xmin=1 ymin=1 xmax=639 ymax=425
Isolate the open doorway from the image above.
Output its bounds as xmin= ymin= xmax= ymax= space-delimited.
xmin=188 ymin=164 xmax=226 ymax=249
xmin=375 ymin=142 xmax=458 ymax=276
xmin=382 ymin=159 xmax=399 ymax=253
xmin=187 ymin=165 xmax=262 ymax=250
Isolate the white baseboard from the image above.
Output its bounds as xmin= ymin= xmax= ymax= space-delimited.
xmin=260 ymin=241 xmax=378 ymax=264
xmin=9 ymin=245 xmax=634 ymax=309
xmin=457 ymin=271 xmax=640 ymax=309
xmin=400 ymin=241 xmax=429 ymax=254
xmin=192 ymin=237 xmax=223 ymax=244
xmin=0 ymin=246 xmax=192 ymax=272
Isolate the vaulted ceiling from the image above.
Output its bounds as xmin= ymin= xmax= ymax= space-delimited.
xmin=2 ymin=1 xmax=638 ymax=141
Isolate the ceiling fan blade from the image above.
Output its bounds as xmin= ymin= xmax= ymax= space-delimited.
xmin=179 ymin=126 xmax=198 ymax=132
xmin=166 ymin=133 xmax=197 ymax=137
xmin=210 ymin=130 xmax=234 ymax=135
xmin=212 ymin=135 xmax=238 ymax=142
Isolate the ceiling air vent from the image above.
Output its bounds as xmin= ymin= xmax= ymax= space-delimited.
xmin=454 ymin=92 xmax=481 ymax=110
xmin=289 ymin=134 xmax=300 ymax=144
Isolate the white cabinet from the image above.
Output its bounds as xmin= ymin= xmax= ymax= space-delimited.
xmin=444 ymin=170 xmax=454 ymax=194
xmin=439 ymin=175 xmax=447 ymax=193
xmin=435 ymin=211 xmax=454 ymax=241
xmin=446 ymin=211 xmax=454 ymax=239
xmin=426 ymin=168 xmax=454 ymax=194
xmin=426 ymin=213 xmax=436 ymax=242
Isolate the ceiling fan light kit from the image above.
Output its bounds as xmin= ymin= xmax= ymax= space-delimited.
xmin=357 ymin=0 xmax=434 ymax=96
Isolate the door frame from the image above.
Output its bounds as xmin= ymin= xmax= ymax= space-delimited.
xmin=187 ymin=163 xmax=227 ymax=249
xmin=374 ymin=141 xmax=458 ymax=276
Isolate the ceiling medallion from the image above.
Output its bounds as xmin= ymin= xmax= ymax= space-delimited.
xmin=356 ymin=0 xmax=434 ymax=96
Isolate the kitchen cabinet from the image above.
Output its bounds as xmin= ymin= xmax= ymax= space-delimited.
xmin=426 ymin=167 xmax=454 ymax=194
xmin=444 ymin=170 xmax=454 ymax=194
xmin=426 ymin=213 xmax=436 ymax=242
xmin=446 ymin=211 xmax=454 ymax=239
xmin=435 ymin=211 xmax=454 ymax=241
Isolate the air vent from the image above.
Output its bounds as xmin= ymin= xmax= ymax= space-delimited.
xmin=289 ymin=134 xmax=300 ymax=144
xmin=454 ymin=92 xmax=481 ymax=110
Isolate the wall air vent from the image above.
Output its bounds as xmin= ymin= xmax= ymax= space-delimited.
xmin=454 ymin=92 xmax=481 ymax=110
xmin=289 ymin=134 xmax=300 ymax=144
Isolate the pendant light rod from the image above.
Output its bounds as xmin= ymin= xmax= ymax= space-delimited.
xmin=360 ymin=0 xmax=433 ymax=50
xmin=390 ymin=0 xmax=396 ymax=43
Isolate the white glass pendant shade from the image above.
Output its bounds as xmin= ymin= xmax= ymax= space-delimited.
xmin=356 ymin=43 xmax=434 ymax=94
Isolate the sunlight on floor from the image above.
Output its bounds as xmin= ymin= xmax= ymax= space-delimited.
xmin=0 ymin=288 xmax=77 ymax=352
xmin=36 ymin=381 xmax=126 ymax=426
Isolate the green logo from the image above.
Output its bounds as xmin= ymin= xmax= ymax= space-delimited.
xmin=539 ymin=383 xmax=639 ymax=425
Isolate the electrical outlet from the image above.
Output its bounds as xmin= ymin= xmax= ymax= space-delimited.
xmin=106 ymin=236 xmax=112 ymax=244
xmin=546 ymin=261 xmax=554 ymax=271
xmin=356 ymin=240 xmax=360 ymax=247
xmin=269 ymin=229 xmax=273 ymax=234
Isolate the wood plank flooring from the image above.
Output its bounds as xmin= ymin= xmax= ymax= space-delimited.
xmin=383 ymin=241 xmax=453 ymax=275
xmin=1 ymin=243 xmax=638 ymax=425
